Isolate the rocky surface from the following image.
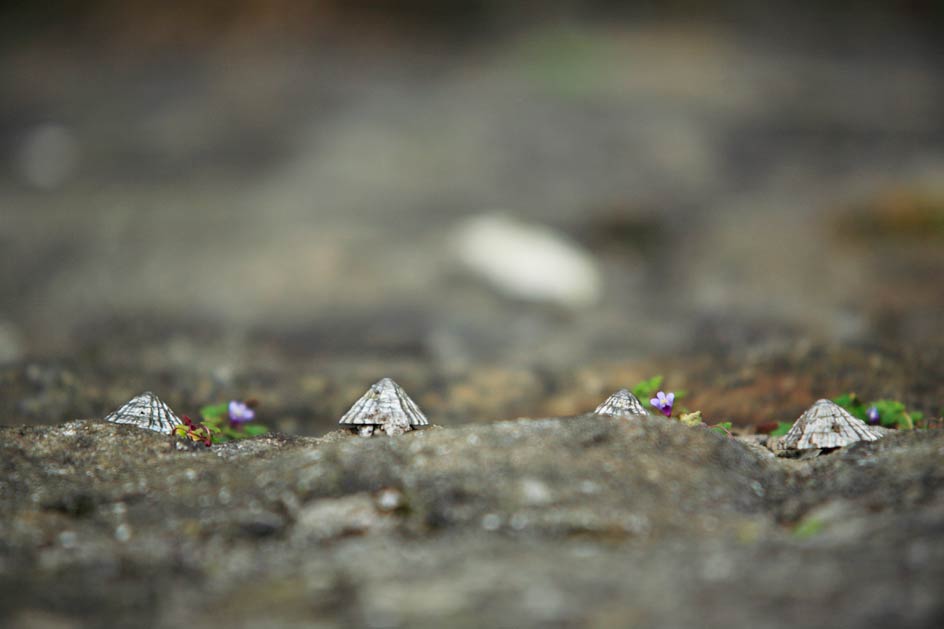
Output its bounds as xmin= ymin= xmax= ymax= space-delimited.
xmin=3 ymin=340 xmax=943 ymax=442
xmin=2 ymin=415 xmax=942 ymax=628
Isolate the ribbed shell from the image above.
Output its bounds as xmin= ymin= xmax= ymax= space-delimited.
xmin=782 ymin=399 xmax=881 ymax=450
xmin=339 ymin=378 xmax=428 ymax=429
xmin=593 ymin=389 xmax=648 ymax=418
xmin=105 ymin=391 xmax=181 ymax=434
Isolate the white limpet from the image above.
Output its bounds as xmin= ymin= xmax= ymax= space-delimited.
xmin=781 ymin=399 xmax=882 ymax=451
xmin=104 ymin=391 xmax=181 ymax=434
xmin=339 ymin=378 xmax=428 ymax=437
xmin=593 ymin=389 xmax=648 ymax=418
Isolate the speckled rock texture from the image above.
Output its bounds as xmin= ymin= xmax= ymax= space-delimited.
xmin=2 ymin=416 xmax=942 ymax=628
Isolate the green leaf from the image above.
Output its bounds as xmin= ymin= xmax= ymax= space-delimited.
xmin=220 ymin=427 xmax=240 ymax=439
xmin=770 ymin=421 xmax=793 ymax=437
xmin=832 ymin=393 xmax=867 ymax=421
xmin=870 ymin=399 xmax=908 ymax=428
xmin=242 ymin=424 xmax=269 ymax=437
xmin=710 ymin=421 xmax=732 ymax=435
xmin=793 ymin=516 xmax=824 ymax=539
xmin=632 ymin=376 xmax=663 ymax=401
xmin=898 ymin=412 xmax=914 ymax=431
xmin=200 ymin=403 xmax=229 ymax=420
xmin=832 ymin=392 xmax=854 ymax=407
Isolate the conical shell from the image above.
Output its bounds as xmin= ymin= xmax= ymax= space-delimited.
xmin=782 ymin=399 xmax=881 ymax=450
xmin=339 ymin=378 xmax=428 ymax=434
xmin=593 ymin=389 xmax=648 ymax=418
xmin=105 ymin=391 xmax=181 ymax=434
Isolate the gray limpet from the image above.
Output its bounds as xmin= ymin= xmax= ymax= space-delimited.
xmin=105 ymin=391 xmax=181 ymax=434
xmin=781 ymin=399 xmax=881 ymax=451
xmin=593 ymin=388 xmax=648 ymax=418
xmin=339 ymin=377 xmax=428 ymax=437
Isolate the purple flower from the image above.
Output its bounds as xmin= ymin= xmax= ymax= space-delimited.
xmin=650 ymin=391 xmax=675 ymax=417
xmin=867 ymin=406 xmax=880 ymax=425
xmin=228 ymin=400 xmax=255 ymax=425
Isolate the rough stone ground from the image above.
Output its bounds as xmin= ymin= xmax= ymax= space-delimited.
xmin=1 ymin=416 xmax=942 ymax=628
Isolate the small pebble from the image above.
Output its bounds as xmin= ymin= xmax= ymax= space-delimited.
xmin=481 ymin=513 xmax=502 ymax=531
xmin=115 ymin=524 xmax=132 ymax=542
xmin=375 ymin=488 xmax=404 ymax=512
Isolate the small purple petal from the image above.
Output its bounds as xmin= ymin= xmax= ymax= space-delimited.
xmin=648 ymin=390 xmax=675 ymax=417
xmin=228 ymin=400 xmax=255 ymax=424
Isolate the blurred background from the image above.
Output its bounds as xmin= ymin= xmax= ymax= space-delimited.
xmin=1 ymin=1 xmax=943 ymax=432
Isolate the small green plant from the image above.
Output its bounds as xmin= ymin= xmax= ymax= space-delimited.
xmin=832 ymin=393 xmax=923 ymax=430
xmin=173 ymin=415 xmax=217 ymax=447
xmin=770 ymin=421 xmax=793 ymax=437
xmin=199 ymin=400 xmax=270 ymax=443
xmin=173 ymin=400 xmax=269 ymax=446
xmin=868 ymin=400 xmax=921 ymax=430
xmin=633 ymin=377 xmax=726 ymax=435
xmin=632 ymin=376 xmax=663 ymax=401
xmin=633 ymin=376 xmax=688 ymax=418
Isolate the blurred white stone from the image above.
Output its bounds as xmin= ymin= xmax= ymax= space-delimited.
xmin=17 ymin=124 xmax=79 ymax=189
xmin=520 ymin=478 xmax=553 ymax=506
xmin=453 ymin=214 xmax=602 ymax=308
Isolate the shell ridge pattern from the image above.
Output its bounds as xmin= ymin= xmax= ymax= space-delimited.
xmin=396 ymin=383 xmax=428 ymax=426
xmin=339 ymin=378 xmax=427 ymax=428
xmin=104 ymin=391 xmax=180 ymax=434
xmin=340 ymin=389 xmax=378 ymax=425
xmin=594 ymin=388 xmax=647 ymax=417
xmin=783 ymin=399 xmax=881 ymax=450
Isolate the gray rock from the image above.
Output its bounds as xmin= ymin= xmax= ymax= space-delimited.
xmin=0 ymin=416 xmax=942 ymax=628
